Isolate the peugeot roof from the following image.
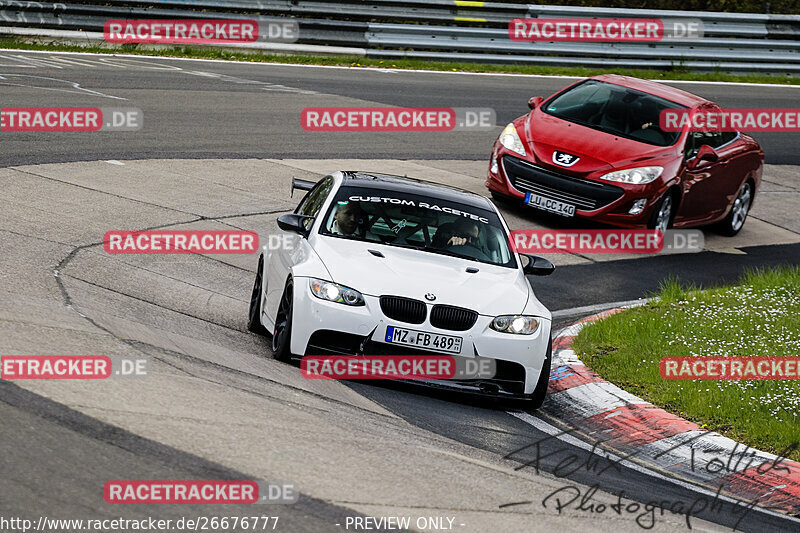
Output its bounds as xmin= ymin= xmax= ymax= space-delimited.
xmin=591 ymin=74 xmax=712 ymax=108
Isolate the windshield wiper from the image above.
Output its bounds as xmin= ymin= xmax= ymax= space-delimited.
xmin=373 ymin=241 xmax=495 ymax=266
xmin=388 ymin=242 xmax=465 ymax=259
xmin=420 ymin=245 xmax=475 ymax=261
xmin=552 ymin=113 xmax=624 ymax=138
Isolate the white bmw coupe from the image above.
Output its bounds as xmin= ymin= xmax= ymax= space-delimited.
xmin=247 ymin=171 xmax=555 ymax=407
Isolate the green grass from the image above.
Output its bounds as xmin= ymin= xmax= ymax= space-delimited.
xmin=2 ymin=38 xmax=800 ymax=85
xmin=573 ymin=267 xmax=800 ymax=461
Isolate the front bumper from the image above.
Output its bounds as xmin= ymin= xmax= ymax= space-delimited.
xmin=291 ymin=280 xmax=551 ymax=397
xmin=487 ymin=153 xmax=665 ymax=228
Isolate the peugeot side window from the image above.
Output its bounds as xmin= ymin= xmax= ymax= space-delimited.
xmin=685 ymin=131 xmax=724 ymax=159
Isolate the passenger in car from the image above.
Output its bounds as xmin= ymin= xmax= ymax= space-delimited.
xmin=432 ymin=218 xmax=481 ymax=248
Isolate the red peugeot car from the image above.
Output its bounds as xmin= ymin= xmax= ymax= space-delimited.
xmin=486 ymin=74 xmax=764 ymax=235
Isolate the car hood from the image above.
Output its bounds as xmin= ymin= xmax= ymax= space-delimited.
xmin=524 ymin=111 xmax=673 ymax=172
xmin=312 ymin=236 xmax=532 ymax=316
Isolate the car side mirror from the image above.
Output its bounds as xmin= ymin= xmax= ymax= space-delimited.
xmin=277 ymin=213 xmax=313 ymax=238
xmin=528 ymin=96 xmax=543 ymax=110
xmin=521 ymin=254 xmax=555 ymax=276
xmin=687 ymin=144 xmax=718 ymax=170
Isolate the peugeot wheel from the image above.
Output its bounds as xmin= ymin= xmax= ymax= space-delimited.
xmin=719 ymin=181 xmax=752 ymax=236
xmin=648 ymin=193 xmax=674 ymax=233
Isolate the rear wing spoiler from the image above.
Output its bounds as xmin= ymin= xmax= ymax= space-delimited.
xmin=291 ymin=177 xmax=316 ymax=197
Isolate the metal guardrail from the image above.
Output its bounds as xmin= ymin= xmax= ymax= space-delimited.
xmin=0 ymin=1 xmax=798 ymax=73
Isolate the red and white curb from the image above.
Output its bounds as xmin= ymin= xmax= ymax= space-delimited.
xmin=517 ymin=308 xmax=800 ymax=516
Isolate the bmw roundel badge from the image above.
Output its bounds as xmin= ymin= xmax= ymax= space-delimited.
xmin=425 ymin=293 xmax=436 ymax=301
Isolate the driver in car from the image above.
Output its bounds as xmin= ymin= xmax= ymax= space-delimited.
xmin=330 ymin=201 xmax=363 ymax=236
xmin=329 ymin=201 xmax=379 ymax=241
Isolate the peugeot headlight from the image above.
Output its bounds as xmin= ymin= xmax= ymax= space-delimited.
xmin=499 ymin=123 xmax=526 ymax=156
xmin=309 ymin=279 xmax=365 ymax=306
xmin=490 ymin=315 xmax=540 ymax=335
xmin=599 ymin=166 xmax=663 ymax=185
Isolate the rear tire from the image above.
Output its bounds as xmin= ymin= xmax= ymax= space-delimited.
xmin=526 ymin=338 xmax=552 ymax=411
xmin=246 ymin=256 xmax=267 ymax=335
xmin=718 ymin=181 xmax=752 ymax=237
xmin=271 ymin=280 xmax=294 ymax=362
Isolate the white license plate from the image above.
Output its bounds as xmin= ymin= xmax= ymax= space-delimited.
xmin=525 ymin=192 xmax=575 ymax=217
xmin=385 ymin=326 xmax=462 ymax=354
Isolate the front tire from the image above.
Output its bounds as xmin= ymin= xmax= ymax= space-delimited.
xmin=718 ymin=181 xmax=752 ymax=236
xmin=246 ymin=256 xmax=267 ymax=335
xmin=272 ymin=280 xmax=294 ymax=362
xmin=526 ymin=338 xmax=552 ymax=411
xmin=648 ymin=193 xmax=674 ymax=233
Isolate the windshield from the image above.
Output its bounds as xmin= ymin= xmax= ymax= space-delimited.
xmin=543 ymin=79 xmax=687 ymax=146
xmin=319 ymin=186 xmax=516 ymax=268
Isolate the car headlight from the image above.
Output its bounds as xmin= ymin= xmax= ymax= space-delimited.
xmin=490 ymin=315 xmax=540 ymax=335
xmin=309 ymin=279 xmax=365 ymax=306
xmin=599 ymin=166 xmax=663 ymax=185
xmin=499 ymin=123 xmax=526 ymax=156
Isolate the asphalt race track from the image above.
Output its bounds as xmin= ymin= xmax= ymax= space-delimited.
xmin=0 ymin=51 xmax=799 ymax=165
xmin=2 ymin=51 xmax=800 ymax=533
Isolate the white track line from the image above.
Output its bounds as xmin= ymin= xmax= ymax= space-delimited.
xmin=1 ymin=48 xmax=799 ymax=88
xmin=552 ymin=298 xmax=650 ymax=319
